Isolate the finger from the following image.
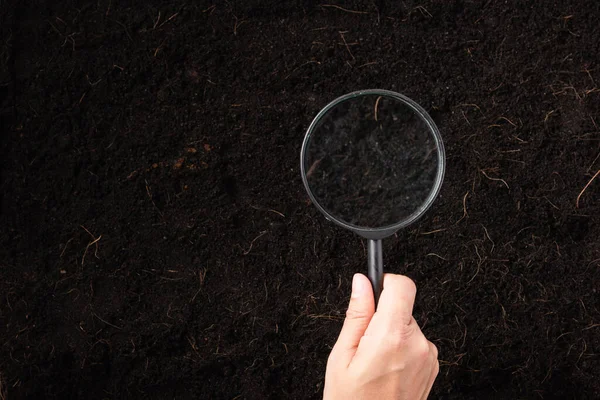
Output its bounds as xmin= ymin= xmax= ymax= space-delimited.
xmin=420 ymin=342 xmax=440 ymax=400
xmin=331 ymin=273 xmax=375 ymax=365
xmin=376 ymin=274 xmax=417 ymax=326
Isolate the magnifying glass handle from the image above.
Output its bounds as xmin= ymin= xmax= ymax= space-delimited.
xmin=367 ymin=239 xmax=384 ymax=307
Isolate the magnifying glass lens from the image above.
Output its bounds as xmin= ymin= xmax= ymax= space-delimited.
xmin=303 ymin=93 xmax=440 ymax=229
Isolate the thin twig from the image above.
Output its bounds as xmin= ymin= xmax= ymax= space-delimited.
xmin=456 ymin=192 xmax=469 ymax=224
xmin=306 ymin=159 xmax=321 ymax=178
xmin=92 ymin=312 xmax=122 ymax=330
xmin=111 ymin=18 xmax=133 ymax=42
xmin=243 ymin=231 xmax=268 ymax=255
xmin=319 ymin=4 xmax=369 ymax=14
xmin=582 ymin=324 xmax=600 ymax=331
xmin=498 ymin=116 xmax=517 ymax=127
xmin=482 ymin=225 xmax=495 ymax=253
xmin=81 ymin=235 xmax=102 ymax=265
xmin=268 ymin=209 xmax=285 ymax=218
xmin=145 ymin=179 xmax=164 ymax=216
xmin=412 ymin=6 xmax=432 ymax=18
xmin=420 ymin=229 xmax=446 ymax=235
xmin=374 ymin=96 xmax=382 ymax=121
xmin=80 ymin=225 xmax=101 ymax=265
xmin=358 ymin=61 xmax=378 ymax=68
xmin=587 ymin=150 xmax=600 ymax=173
xmin=250 ymin=205 xmax=285 ymax=218
xmin=339 ymin=32 xmax=355 ymax=61
xmin=158 ymin=13 xmax=179 ymax=29
xmin=152 ymin=11 xmax=161 ymax=29
xmin=190 ymin=269 xmax=207 ymax=304
xmin=480 ymin=169 xmax=510 ymax=189
xmin=60 ymin=238 xmax=74 ymax=258
xmin=576 ymin=169 xmax=600 ymax=208
xmin=426 ymin=253 xmax=448 ymax=261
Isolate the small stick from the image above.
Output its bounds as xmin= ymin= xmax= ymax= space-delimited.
xmin=358 ymin=61 xmax=378 ymax=68
xmin=111 ymin=18 xmax=133 ymax=42
xmin=233 ymin=15 xmax=246 ymax=35
xmin=243 ymin=231 xmax=268 ymax=255
xmin=339 ymin=32 xmax=355 ymax=61
xmin=420 ymin=228 xmax=446 ymax=235
xmin=92 ymin=312 xmax=122 ymax=330
xmin=268 ymin=209 xmax=285 ymax=218
xmin=145 ymin=179 xmax=164 ymax=216
xmin=306 ymin=159 xmax=321 ymax=177
xmin=319 ymin=4 xmax=369 ymax=14
xmin=480 ymin=169 xmax=510 ymax=189
xmin=544 ymin=110 xmax=557 ymax=123
xmin=587 ymin=150 xmax=600 ymax=173
xmin=576 ymin=169 xmax=600 ymax=208
xmin=426 ymin=253 xmax=448 ymax=261
xmin=158 ymin=13 xmax=179 ymax=29
xmin=153 ymin=11 xmax=161 ymax=30
xmin=81 ymin=235 xmax=102 ymax=265
xmin=154 ymin=39 xmax=166 ymax=57
xmin=190 ymin=269 xmax=207 ymax=303
xmin=250 ymin=205 xmax=285 ymax=217
xmin=582 ymin=324 xmax=600 ymax=331
xmin=80 ymin=225 xmax=101 ymax=264
xmin=456 ymin=192 xmax=469 ymax=224
xmin=374 ymin=96 xmax=382 ymax=121
xmin=412 ymin=6 xmax=432 ymax=18
xmin=459 ymin=103 xmax=482 ymax=112
xmin=498 ymin=116 xmax=517 ymax=127
xmin=60 ymin=238 xmax=74 ymax=258
xmin=482 ymin=225 xmax=495 ymax=253
xmin=460 ymin=110 xmax=471 ymax=125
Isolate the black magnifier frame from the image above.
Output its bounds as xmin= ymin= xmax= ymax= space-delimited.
xmin=300 ymin=89 xmax=446 ymax=304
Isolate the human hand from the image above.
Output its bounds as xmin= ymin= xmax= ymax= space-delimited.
xmin=324 ymin=273 xmax=439 ymax=400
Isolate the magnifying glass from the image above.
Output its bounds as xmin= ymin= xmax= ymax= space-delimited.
xmin=300 ymin=89 xmax=446 ymax=305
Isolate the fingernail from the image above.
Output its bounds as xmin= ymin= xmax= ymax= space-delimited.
xmin=351 ymin=274 xmax=366 ymax=298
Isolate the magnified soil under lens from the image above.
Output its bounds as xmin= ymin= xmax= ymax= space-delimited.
xmin=305 ymin=94 xmax=440 ymax=228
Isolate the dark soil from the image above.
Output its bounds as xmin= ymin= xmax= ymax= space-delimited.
xmin=1 ymin=1 xmax=599 ymax=399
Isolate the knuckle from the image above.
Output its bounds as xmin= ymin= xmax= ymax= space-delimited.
xmin=416 ymin=337 xmax=431 ymax=359
xmin=401 ymin=276 xmax=417 ymax=295
xmin=386 ymin=274 xmax=417 ymax=297
xmin=382 ymin=321 xmax=417 ymax=349
xmin=400 ymin=319 xmax=417 ymax=338
xmin=345 ymin=306 xmax=369 ymax=321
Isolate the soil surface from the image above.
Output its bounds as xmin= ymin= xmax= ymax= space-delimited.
xmin=1 ymin=1 xmax=599 ymax=399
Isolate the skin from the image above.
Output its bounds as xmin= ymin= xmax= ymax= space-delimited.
xmin=324 ymin=273 xmax=439 ymax=400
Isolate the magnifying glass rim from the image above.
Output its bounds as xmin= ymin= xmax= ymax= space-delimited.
xmin=300 ymin=89 xmax=446 ymax=235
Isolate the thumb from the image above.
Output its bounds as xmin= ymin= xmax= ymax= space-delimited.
xmin=332 ymin=274 xmax=375 ymax=363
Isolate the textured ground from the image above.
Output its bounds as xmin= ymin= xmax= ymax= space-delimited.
xmin=1 ymin=1 xmax=599 ymax=399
